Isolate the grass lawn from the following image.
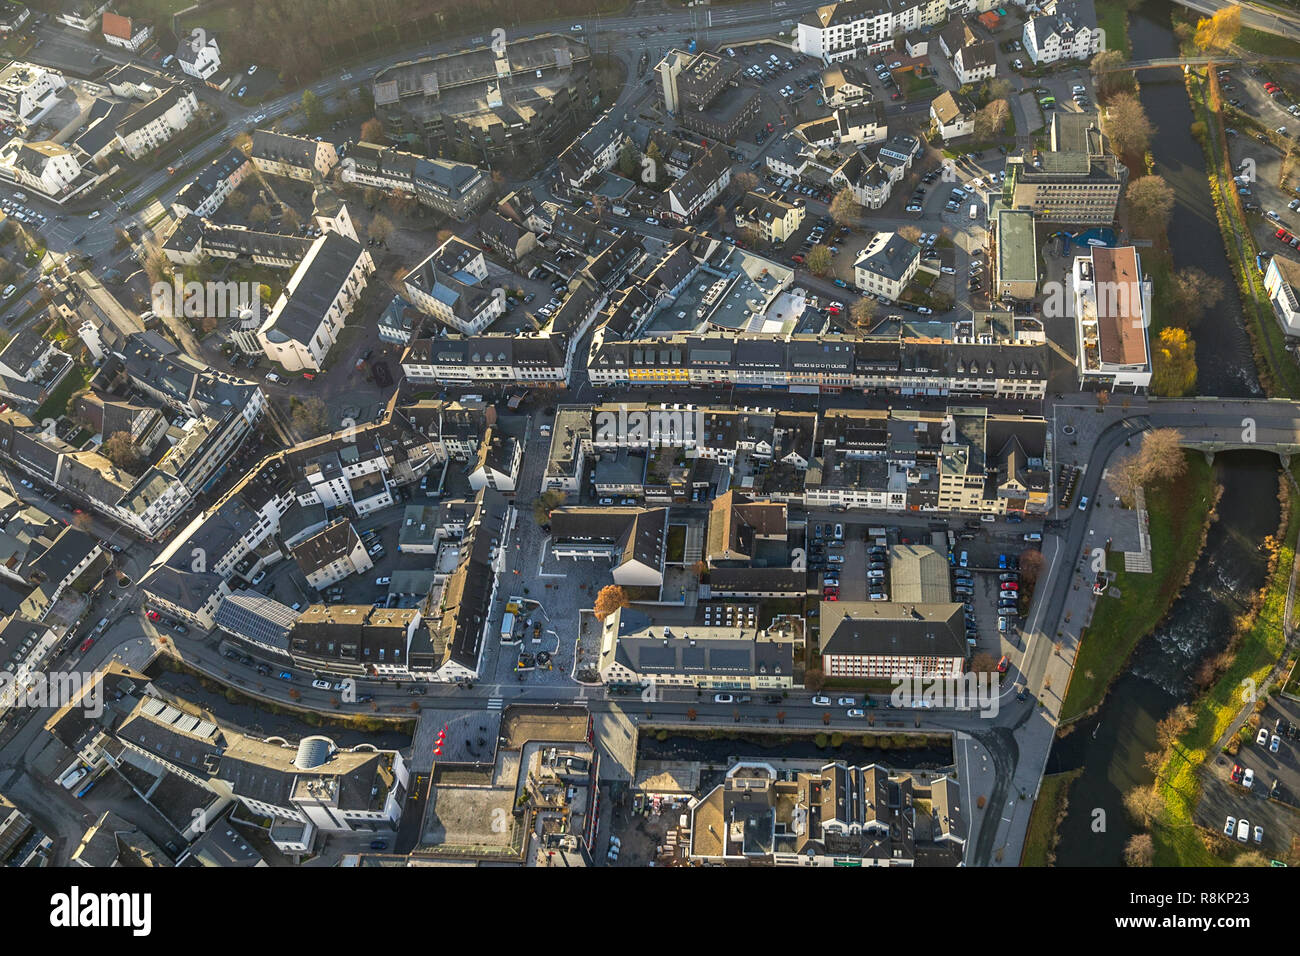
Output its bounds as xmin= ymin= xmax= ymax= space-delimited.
xmin=1235 ymin=27 xmax=1300 ymax=59
xmin=1152 ymin=464 xmax=1299 ymax=866
xmin=35 ymin=364 xmax=95 ymax=422
xmin=1022 ymin=768 xmax=1083 ymax=866
xmin=1061 ymin=453 xmax=1216 ymax=723
xmin=666 ymin=525 xmax=686 ymax=562
xmin=1094 ymin=0 xmax=1132 ymax=58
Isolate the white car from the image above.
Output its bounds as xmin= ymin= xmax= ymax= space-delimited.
xmin=251 ymin=570 xmax=266 ymax=585
xmin=247 ymin=64 xmax=258 ymax=75
xmin=714 ymin=693 xmax=734 ymax=704
xmin=312 ymin=679 xmax=331 ymax=690
xmin=1236 ymin=818 xmax=1250 ymax=842
xmin=1224 ymin=815 xmax=1236 ymax=836
xmin=1257 ymin=727 xmax=1270 ymax=746
xmin=1278 ymin=127 xmax=1290 ymax=136
xmin=1254 ymin=824 xmax=1264 ymax=844
xmin=571 ymin=23 xmax=583 ymax=31
xmin=941 ymin=266 xmax=956 ymax=275
xmin=376 ymin=575 xmax=391 ymax=586
xmin=847 ymin=708 xmax=865 ymax=718
xmin=1013 ymin=58 xmax=1023 ymax=70
xmin=838 ymin=696 xmax=856 ymax=706
xmin=811 ymin=695 xmax=831 ymax=706
xmin=645 ymin=217 xmax=659 ymax=225
xmin=1243 ymin=767 xmax=1255 ymax=789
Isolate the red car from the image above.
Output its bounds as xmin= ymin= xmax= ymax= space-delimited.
xmin=147 ymin=610 xmax=161 ymax=621
xmin=1001 ymin=582 xmax=1019 ymax=591
xmin=824 ymin=592 xmax=839 ymax=601
xmin=79 ymin=637 xmax=95 ymax=653
xmin=1231 ymin=763 xmax=1244 ymax=783
xmin=825 ymin=305 xmax=841 ymax=315
xmin=997 ymin=655 xmax=1009 ymax=674
xmin=1277 ymin=228 xmax=1289 ymax=239
xmin=792 ymin=254 xmax=805 ymax=264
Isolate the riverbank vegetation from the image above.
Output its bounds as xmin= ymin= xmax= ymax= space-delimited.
xmin=1187 ymin=66 xmax=1300 ymax=397
xmin=1060 ymin=453 xmax=1217 ymax=724
xmin=1134 ymin=468 xmax=1299 ymax=866
xmin=1022 ymin=768 xmax=1083 ymax=866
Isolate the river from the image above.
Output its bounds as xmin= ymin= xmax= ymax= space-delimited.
xmin=1049 ymin=0 xmax=1275 ymax=866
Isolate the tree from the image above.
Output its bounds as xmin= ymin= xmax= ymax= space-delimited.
xmin=280 ymin=206 xmax=301 ymax=230
xmin=1233 ymin=850 xmax=1270 ymax=867
xmin=732 ymin=170 xmax=759 ymax=196
xmin=1105 ymin=93 xmax=1154 ymax=160
xmin=102 ymin=431 xmax=140 ymax=470
xmin=1151 ymin=327 xmax=1198 ymax=396
xmin=360 ymin=117 xmax=385 ymax=144
xmin=1018 ymin=548 xmax=1045 ymax=586
xmin=1194 ymin=5 xmax=1242 ymax=51
xmin=970 ymin=652 xmax=999 ymax=672
xmin=533 ymin=489 xmax=566 ymax=524
xmin=973 ymin=99 xmax=1010 ymax=141
xmin=686 ymin=707 xmax=698 ymax=720
xmin=1126 ymin=175 xmax=1175 ymax=238
xmin=368 ymin=214 xmax=395 ymax=243
xmin=1091 ymin=49 xmax=1133 ymax=100
xmin=249 ymin=203 xmax=272 ymax=226
xmin=987 ymin=77 xmax=1014 ymax=102
xmin=897 ymin=224 xmax=923 ymax=243
xmin=804 ymin=667 xmax=826 ymax=692
xmin=617 ymin=142 xmax=641 ymax=179
xmin=740 ymin=225 xmax=763 ymax=248
xmin=806 ymin=243 xmax=832 ymax=276
xmin=1124 ymin=833 xmax=1155 ymax=867
xmin=1109 ymin=428 xmax=1189 ymax=505
xmin=829 ymin=187 xmax=861 ymax=225
xmin=850 ymin=296 xmax=877 ymax=329
xmin=1123 ymin=785 xmax=1162 ymax=827
xmin=226 ymin=187 xmax=250 ymax=210
xmin=1167 ymin=267 xmax=1226 ymax=328
xmin=691 ymin=559 xmax=708 ymax=580
xmin=291 ymin=397 xmax=328 ymax=435
xmin=593 ymin=585 xmax=630 ymax=621
xmin=301 ymin=90 xmax=326 ymax=130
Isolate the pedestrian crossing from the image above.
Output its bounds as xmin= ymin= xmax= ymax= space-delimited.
xmin=486 ymin=698 xmax=504 ymax=711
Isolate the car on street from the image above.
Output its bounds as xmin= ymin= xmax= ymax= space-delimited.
xmin=811 ymin=695 xmax=831 ymax=706
xmin=713 ymin=693 xmax=734 ymax=703
xmin=312 ymin=679 xmax=331 ymax=690
xmin=376 ymin=576 xmax=391 ymax=586
xmin=847 ymin=708 xmax=865 ymax=718
xmin=838 ymin=697 xmax=856 ymax=706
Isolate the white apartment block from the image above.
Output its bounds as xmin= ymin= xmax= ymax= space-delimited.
xmin=0 ymin=62 xmax=67 ymax=126
xmin=115 ymin=86 xmax=198 ymax=160
xmin=796 ymin=0 xmax=948 ymax=63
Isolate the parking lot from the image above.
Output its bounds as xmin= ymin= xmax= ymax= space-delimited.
xmin=1198 ymin=695 xmax=1300 ymax=857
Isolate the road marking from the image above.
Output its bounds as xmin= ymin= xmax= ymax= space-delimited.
xmin=486 ymin=698 xmax=504 ymax=710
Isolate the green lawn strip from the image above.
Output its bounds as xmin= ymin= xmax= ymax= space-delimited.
xmin=1061 ymin=454 xmax=1216 ymax=724
xmin=1022 ymin=768 xmax=1083 ymax=867
xmin=1151 ymin=465 xmax=1299 ymax=866
xmin=1235 ymin=27 xmax=1300 ymax=59
xmin=1094 ymin=0 xmax=1132 ymax=59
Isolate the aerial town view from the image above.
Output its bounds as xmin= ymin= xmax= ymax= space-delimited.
xmin=0 ymin=0 xmax=1294 ymax=927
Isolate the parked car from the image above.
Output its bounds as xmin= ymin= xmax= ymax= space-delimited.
xmin=713 ymin=693 xmax=734 ymax=704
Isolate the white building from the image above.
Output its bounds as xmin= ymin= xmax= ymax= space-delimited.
xmin=115 ymin=85 xmax=198 ymax=160
xmin=251 ymin=130 xmax=338 ymax=181
xmin=0 ymin=140 xmax=82 ymax=196
xmin=0 ymin=62 xmax=67 ymax=126
xmin=795 ymin=0 xmax=948 ymax=63
xmin=1023 ymin=0 xmax=1102 ymax=66
xmin=102 ymin=11 xmax=152 ymax=52
xmin=176 ymin=32 xmax=221 ymax=81
xmin=930 ymin=90 xmax=975 ymax=142
xmin=401 ymin=235 xmax=504 ymax=335
xmin=258 ymin=232 xmax=374 ymax=372
xmin=56 ymin=0 xmax=108 ymax=32
xmin=1265 ymin=253 xmax=1300 ymax=337
xmin=1072 ymin=245 xmax=1152 ymax=391
xmin=854 ymin=231 xmax=920 ymax=301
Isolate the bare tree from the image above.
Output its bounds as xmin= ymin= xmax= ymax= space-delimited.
xmin=1105 ymin=93 xmax=1155 ymax=159
xmin=1124 ymin=833 xmax=1155 ymax=867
